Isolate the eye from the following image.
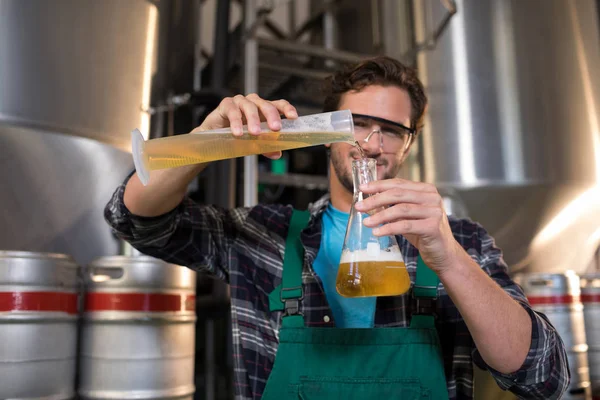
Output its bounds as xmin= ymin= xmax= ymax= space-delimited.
xmin=382 ymin=128 xmax=406 ymax=138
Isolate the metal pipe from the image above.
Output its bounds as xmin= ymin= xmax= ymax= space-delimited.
xmin=212 ymin=0 xmax=231 ymax=89
xmin=257 ymin=37 xmax=373 ymax=63
xmin=193 ymin=0 xmax=204 ymax=92
xmin=323 ymin=0 xmax=338 ymax=68
xmin=370 ymin=0 xmax=382 ymax=50
xmin=243 ymin=0 xmax=258 ymax=206
xmin=380 ymin=0 xmax=414 ymax=61
xmin=205 ymin=319 xmax=215 ymax=400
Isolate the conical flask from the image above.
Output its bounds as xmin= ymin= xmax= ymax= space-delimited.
xmin=335 ymin=158 xmax=411 ymax=298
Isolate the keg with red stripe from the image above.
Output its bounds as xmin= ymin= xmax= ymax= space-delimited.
xmin=0 ymin=251 xmax=79 ymax=399
xmin=78 ymin=256 xmax=197 ymax=400
xmin=581 ymin=273 xmax=600 ymax=400
xmin=518 ymin=272 xmax=590 ymax=399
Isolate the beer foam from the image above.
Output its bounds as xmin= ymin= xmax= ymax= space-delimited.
xmin=340 ymin=245 xmax=404 ymax=263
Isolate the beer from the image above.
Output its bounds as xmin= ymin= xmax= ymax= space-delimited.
xmin=336 ymin=247 xmax=410 ymax=298
xmin=131 ymin=109 xmax=355 ymax=185
xmin=143 ymin=131 xmax=354 ymax=170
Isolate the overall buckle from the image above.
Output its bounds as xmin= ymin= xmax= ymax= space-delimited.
xmin=412 ymin=285 xmax=438 ymax=318
xmin=281 ymin=286 xmax=303 ymax=316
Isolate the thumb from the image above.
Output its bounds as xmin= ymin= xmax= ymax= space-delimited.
xmin=262 ymin=151 xmax=282 ymax=160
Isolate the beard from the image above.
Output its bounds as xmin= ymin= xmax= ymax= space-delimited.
xmin=330 ymin=144 xmax=403 ymax=194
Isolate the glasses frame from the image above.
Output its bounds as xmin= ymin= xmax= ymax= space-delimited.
xmin=351 ymin=113 xmax=418 ymax=153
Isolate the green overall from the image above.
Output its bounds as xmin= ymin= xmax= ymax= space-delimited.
xmin=262 ymin=210 xmax=450 ymax=400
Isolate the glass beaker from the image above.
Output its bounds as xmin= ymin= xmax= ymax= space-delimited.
xmin=336 ymin=158 xmax=411 ymax=298
xmin=132 ymin=109 xmax=354 ymax=185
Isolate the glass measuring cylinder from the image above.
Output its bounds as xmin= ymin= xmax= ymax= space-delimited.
xmin=131 ymin=110 xmax=355 ymax=185
xmin=336 ymin=158 xmax=410 ymax=298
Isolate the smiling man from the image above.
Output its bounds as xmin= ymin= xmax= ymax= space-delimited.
xmin=105 ymin=56 xmax=569 ymax=399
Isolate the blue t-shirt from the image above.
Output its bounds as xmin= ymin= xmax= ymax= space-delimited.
xmin=312 ymin=204 xmax=376 ymax=328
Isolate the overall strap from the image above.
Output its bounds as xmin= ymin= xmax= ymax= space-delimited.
xmin=267 ymin=209 xmax=310 ymax=328
xmin=410 ymin=255 xmax=440 ymax=329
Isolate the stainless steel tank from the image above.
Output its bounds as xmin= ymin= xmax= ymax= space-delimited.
xmin=0 ymin=0 xmax=169 ymax=266
xmin=517 ymin=272 xmax=590 ymax=398
xmin=0 ymin=0 xmax=159 ymax=150
xmin=0 ymin=251 xmax=80 ymax=400
xmin=411 ymin=0 xmax=600 ymax=274
xmin=581 ymin=273 xmax=600 ymax=400
xmin=78 ymin=256 xmax=197 ymax=400
xmin=0 ymin=126 xmax=134 ymax=266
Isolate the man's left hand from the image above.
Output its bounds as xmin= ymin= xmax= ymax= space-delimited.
xmin=355 ymin=178 xmax=463 ymax=276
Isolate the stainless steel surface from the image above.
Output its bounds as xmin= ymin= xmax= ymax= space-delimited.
xmin=0 ymin=126 xmax=133 ymax=266
xmin=581 ymin=274 xmax=600 ymax=400
xmin=412 ymin=0 xmax=600 ymax=274
xmin=381 ymin=0 xmax=414 ymax=60
xmin=79 ymin=256 xmax=196 ymax=400
xmin=414 ymin=0 xmax=599 ymax=187
xmin=84 ymin=256 xmax=196 ymax=291
xmin=244 ymin=0 xmax=259 ymax=207
xmin=0 ymin=251 xmax=79 ymax=400
xmin=0 ymin=0 xmax=158 ymax=150
xmin=0 ymin=0 xmax=167 ymax=266
xmin=0 ymin=251 xmax=78 ymax=286
xmin=517 ymin=272 xmax=590 ymax=395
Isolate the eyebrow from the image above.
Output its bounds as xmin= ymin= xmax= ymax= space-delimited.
xmin=351 ymin=113 xmax=415 ymax=134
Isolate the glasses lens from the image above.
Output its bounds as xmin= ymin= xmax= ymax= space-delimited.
xmin=352 ymin=115 xmax=413 ymax=151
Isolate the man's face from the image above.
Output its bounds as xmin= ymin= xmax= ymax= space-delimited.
xmin=329 ymin=85 xmax=414 ymax=193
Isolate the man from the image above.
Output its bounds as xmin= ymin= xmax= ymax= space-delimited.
xmin=105 ymin=57 xmax=569 ymax=399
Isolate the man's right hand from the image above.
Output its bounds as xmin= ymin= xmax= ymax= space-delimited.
xmin=123 ymin=93 xmax=297 ymax=217
xmin=196 ymin=93 xmax=298 ymax=160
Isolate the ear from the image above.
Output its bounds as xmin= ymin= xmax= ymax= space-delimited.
xmin=324 ymin=143 xmax=331 ymax=148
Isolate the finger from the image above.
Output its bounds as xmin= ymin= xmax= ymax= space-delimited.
xmin=360 ymin=179 xmax=438 ymax=194
xmin=363 ymin=204 xmax=442 ymax=228
xmin=262 ymin=151 xmax=282 ymax=160
xmin=204 ymin=97 xmax=243 ymax=134
xmin=225 ymin=105 xmax=244 ymax=137
xmin=372 ymin=218 xmax=438 ymax=237
xmin=233 ymin=95 xmax=262 ymax=135
xmin=356 ymin=189 xmax=441 ymax=212
xmin=271 ymin=99 xmax=298 ymax=119
xmin=247 ymin=93 xmax=283 ymax=131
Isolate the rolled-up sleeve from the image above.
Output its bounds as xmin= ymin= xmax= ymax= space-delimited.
xmin=103 ymin=176 xmax=249 ymax=282
xmin=471 ymin=225 xmax=570 ymax=399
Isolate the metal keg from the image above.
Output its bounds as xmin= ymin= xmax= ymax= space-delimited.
xmin=581 ymin=273 xmax=600 ymax=400
xmin=0 ymin=251 xmax=79 ymax=400
xmin=518 ymin=272 xmax=590 ymax=398
xmin=78 ymin=256 xmax=196 ymax=400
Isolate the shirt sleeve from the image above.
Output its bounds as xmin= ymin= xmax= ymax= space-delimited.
xmin=103 ymin=175 xmax=249 ymax=282
xmin=468 ymin=223 xmax=570 ymax=399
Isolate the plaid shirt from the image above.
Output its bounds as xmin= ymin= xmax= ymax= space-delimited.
xmin=105 ymin=180 xmax=569 ymax=400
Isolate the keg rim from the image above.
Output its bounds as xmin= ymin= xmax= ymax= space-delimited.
xmin=77 ymin=384 xmax=196 ymax=399
xmin=88 ymin=255 xmax=183 ymax=268
xmin=0 ymin=250 xmax=76 ymax=262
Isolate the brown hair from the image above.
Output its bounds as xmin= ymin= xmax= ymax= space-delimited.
xmin=322 ymin=56 xmax=427 ymax=130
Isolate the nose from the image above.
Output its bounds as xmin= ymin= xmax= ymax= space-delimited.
xmin=361 ymin=129 xmax=383 ymax=154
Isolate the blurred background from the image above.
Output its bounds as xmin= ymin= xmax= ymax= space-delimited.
xmin=1 ymin=0 xmax=600 ymax=399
